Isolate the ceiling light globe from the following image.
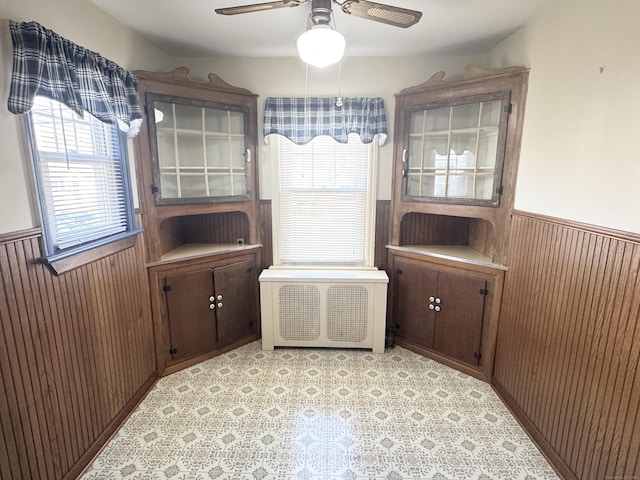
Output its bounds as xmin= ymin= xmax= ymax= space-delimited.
xmin=297 ymin=25 xmax=345 ymax=68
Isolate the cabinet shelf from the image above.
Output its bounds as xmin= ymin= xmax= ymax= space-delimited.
xmin=147 ymin=242 xmax=262 ymax=267
xmin=387 ymin=244 xmax=507 ymax=271
xmin=409 ymin=126 xmax=499 ymax=136
xmin=156 ymin=127 xmax=245 ymax=137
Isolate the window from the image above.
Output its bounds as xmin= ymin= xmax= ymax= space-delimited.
xmin=272 ymin=133 xmax=377 ymax=266
xmin=27 ymin=96 xmax=137 ymax=261
xmin=404 ymin=93 xmax=510 ymax=205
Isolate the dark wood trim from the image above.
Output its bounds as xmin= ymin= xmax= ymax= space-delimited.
xmin=374 ymin=200 xmax=390 ymax=270
xmin=492 ymin=380 xmax=577 ymax=480
xmin=258 ymin=200 xmax=273 ymax=269
xmin=134 ymin=67 xmax=257 ymax=97
xmin=395 ymin=338 xmax=488 ymax=382
xmin=46 ymin=233 xmax=139 ymax=275
xmin=0 ymin=227 xmax=41 ymax=245
xmin=64 ymin=373 xmax=158 ymax=480
xmin=398 ymin=65 xmax=529 ymax=95
xmin=161 ymin=335 xmax=258 ymax=376
xmin=513 ymin=210 xmax=640 ymax=243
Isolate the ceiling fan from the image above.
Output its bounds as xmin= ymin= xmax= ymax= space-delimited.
xmin=216 ymin=0 xmax=421 ymax=67
xmin=215 ymin=0 xmax=422 ymax=29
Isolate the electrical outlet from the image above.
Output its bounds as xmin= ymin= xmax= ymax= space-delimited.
xmin=236 ymin=238 xmax=245 ymax=246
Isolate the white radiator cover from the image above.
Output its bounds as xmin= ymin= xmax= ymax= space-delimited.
xmin=259 ymin=268 xmax=389 ymax=353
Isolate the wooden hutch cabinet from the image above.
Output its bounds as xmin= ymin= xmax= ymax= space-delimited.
xmin=388 ymin=66 xmax=528 ymax=380
xmin=134 ymin=68 xmax=261 ymax=375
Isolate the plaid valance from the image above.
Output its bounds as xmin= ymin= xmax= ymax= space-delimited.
xmin=264 ymin=97 xmax=388 ymax=145
xmin=8 ymin=20 xmax=142 ymax=137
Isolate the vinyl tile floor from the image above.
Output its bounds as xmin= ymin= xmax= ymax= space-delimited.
xmin=81 ymin=342 xmax=559 ymax=480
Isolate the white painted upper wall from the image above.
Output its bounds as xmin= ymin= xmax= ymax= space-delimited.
xmin=486 ymin=0 xmax=640 ymax=233
xmin=3 ymin=0 xmax=637 ymax=235
xmin=0 ymin=0 xmax=172 ymax=234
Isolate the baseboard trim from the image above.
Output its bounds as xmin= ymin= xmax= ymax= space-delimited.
xmin=161 ymin=335 xmax=260 ymax=376
xmin=491 ymin=378 xmax=577 ymax=480
xmin=64 ymin=372 xmax=159 ymax=480
xmin=394 ymin=338 xmax=488 ymax=382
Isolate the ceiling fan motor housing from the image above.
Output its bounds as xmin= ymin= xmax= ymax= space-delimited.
xmin=310 ymin=0 xmax=333 ymax=25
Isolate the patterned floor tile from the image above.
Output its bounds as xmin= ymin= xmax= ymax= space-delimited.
xmin=81 ymin=342 xmax=559 ymax=479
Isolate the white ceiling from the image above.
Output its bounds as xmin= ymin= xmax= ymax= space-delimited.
xmin=91 ymin=0 xmax=550 ymax=58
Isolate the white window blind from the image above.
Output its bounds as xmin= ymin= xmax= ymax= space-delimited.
xmin=275 ymin=133 xmax=374 ymax=265
xmin=29 ymin=96 xmax=132 ymax=255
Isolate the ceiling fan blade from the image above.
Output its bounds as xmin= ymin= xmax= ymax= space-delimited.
xmin=215 ymin=0 xmax=303 ymax=15
xmin=340 ymin=0 xmax=422 ymax=28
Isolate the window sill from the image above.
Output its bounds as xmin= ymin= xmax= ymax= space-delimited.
xmin=43 ymin=229 xmax=143 ymax=275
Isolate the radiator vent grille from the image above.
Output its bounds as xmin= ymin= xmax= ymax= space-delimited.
xmin=278 ymin=284 xmax=320 ymax=341
xmin=327 ymin=284 xmax=368 ymax=342
xmin=260 ymin=268 xmax=388 ymax=352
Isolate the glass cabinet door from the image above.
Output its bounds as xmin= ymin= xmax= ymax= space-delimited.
xmin=149 ymin=95 xmax=250 ymax=204
xmin=403 ymin=92 xmax=510 ymax=206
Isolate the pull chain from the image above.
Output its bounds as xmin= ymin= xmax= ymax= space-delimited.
xmin=336 ymin=60 xmax=343 ymax=107
xmin=305 ymin=61 xmax=309 ymax=100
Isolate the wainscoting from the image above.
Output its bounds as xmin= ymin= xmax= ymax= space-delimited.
xmin=0 ymin=228 xmax=156 ymax=480
xmin=4 ymin=207 xmax=638 ymax=480
xmin=494 ymin=211 xmax=640 ymax=480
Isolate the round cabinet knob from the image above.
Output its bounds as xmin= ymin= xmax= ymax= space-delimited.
xmin=428 ymin=304 xmax=435 ymax=310
xmin=429 ymin=296 xmax=435 ymax=302
xmin=434 ymin=306 xmax=441 ymax=312
xmin=435 ymin=298 xmax=441 ymax=304
xmin=209 ymin=296 xmax=215 ymax=302
xmin=217 ymin=294 xmax=223 ymax=301
xmin=209 ymin=304 xmax=215 ymax=310
xmin=217 ymin=302 xmax=223 ymax=309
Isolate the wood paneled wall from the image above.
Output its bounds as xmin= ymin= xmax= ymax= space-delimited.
xmin=257 ymin=200 xmax=391 ymax=270
xmin=258 ymin=200 xmax=273 ymax=269
xmin=0 ymin=229 xmax=156 ymax=480
xmin=375 ymin=200 xmax=390 ymax=269
xmin=399 ymin=212 xmax=469 ymax=246
xmin=494 ymin=211 xmax=640 ymax=480
xmin=159 ymin=212 xmax=250 ymax=257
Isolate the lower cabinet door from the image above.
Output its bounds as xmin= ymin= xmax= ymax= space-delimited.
xmin=433 ymin=271 xmax=487 ymax=366
xmin=393 ymin=255 xmax=488 ymax=367
xmin=165 ymin=269 xmax=217 ymax=361
xmin=394 ymin=257 xmax=438 ymax=348
xmin=213 ymin=259 xmax=256 ymax=347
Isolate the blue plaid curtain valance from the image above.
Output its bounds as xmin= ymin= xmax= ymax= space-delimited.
xmin=263 ymin=97 xmax=388 ymax=145
xmin=8 ymin=20 xmax=142 ymax=137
